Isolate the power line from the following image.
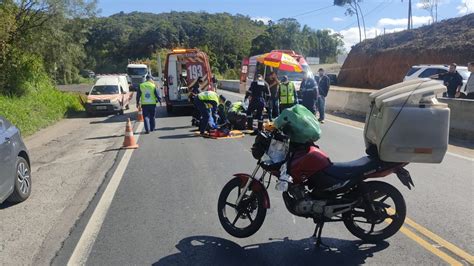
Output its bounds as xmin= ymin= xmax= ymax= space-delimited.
xmin=290 ymin=4 xmax=335 ymax=18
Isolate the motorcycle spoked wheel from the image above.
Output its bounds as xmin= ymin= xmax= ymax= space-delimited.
xmin=217 ymin=177 xmax=267 ymax=238
xmin=343 ymin=181 xmax=406 ymax=243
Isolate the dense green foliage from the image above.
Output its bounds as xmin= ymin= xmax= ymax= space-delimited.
xmin=1 ymin=4 xmax=344 ymax=91
xmin=86 ymin=12 xmax=344 ymax=76
xmin=0 ymin=0 xmax=97 ymax=94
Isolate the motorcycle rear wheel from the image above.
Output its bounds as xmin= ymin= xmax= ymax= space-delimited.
xmin=343 ymin=181 xmax=406 ymax=243
xmin=217 ymin=177 xmax=267 ymax=238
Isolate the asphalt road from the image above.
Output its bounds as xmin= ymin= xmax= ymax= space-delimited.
xmin=54 ymin=91 xmax=473 ymax=265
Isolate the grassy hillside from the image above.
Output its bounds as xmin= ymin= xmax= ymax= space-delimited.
xmin=0 ymin=81 xmax=84 ymax=136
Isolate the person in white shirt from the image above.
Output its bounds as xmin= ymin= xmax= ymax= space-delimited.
xmin=461 ymin=62 xmax=474 ymax=99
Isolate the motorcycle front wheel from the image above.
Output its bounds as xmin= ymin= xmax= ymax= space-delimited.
xmin=217 ymin=177 xmax=267 ymax=238
xmin=343 ymin=181 xmax=406 ymax=243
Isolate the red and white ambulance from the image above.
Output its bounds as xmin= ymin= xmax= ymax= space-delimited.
xmin=164 ymin=49 xmax=214 ymax=113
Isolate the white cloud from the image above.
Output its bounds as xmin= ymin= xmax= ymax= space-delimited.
xmin=338 ymin=26 xmax=406 ymax=51
xmin=457 ymin=0 xmax=474 ymax=14
xmin=252 ymin=17 xmax=272 ymax=25
xmin=332 ymin=17 xmax=344 ymax=22
xmin=377 ymin=16 xmax=432 ymax=27
xmin=416 ymin=0 xmax=451 ymax=9
xmin=416 ymin=2 xmax=425 ymax=9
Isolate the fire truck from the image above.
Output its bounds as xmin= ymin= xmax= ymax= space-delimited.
xmin=163 ymin=48 xmax=213 ymax=113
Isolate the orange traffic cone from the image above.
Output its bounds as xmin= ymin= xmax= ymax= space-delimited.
xmin=122 ymin=118 xmax=139 ymax=149
xmin=137 ymin=106 xmax=144 ymax=122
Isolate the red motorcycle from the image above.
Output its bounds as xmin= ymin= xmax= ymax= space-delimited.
xmin=217 ymin=130 xmax=414 ymax=247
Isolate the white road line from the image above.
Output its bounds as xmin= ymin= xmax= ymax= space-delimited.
xmin=446 ymin=151 xmax=474 ymax=162
xmin=325 ymin=118 xmax=366 ymax=131
xmin=67 ymin=122 xmax=144 ymax=265
xmin=326 ymin=119 xmax=474 ymax=162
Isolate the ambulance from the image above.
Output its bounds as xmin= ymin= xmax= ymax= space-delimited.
xmin=163 ymin=49 xmax=213 ymax=113
xmin=239 ymin=50 xmax=313 ymax=93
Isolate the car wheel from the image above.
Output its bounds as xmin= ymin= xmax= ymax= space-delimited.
xmin=7 ymin=156 xmax=32 ymax=203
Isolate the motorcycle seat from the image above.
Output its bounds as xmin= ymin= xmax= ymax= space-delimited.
xmin=324 ymin=156 xmax=382 ymax=180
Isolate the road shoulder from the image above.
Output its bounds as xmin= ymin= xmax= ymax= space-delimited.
xmin=0 ymin=109 xmax=137 ymax=265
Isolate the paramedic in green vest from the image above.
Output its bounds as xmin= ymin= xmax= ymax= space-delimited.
xmin=195 ymin=90 xmax=219 ymax=135
xmin=137 ymin=76 xmax=161 ymax=134
xmin=279 ymin=75 xmax=297 ymax=112
xmin=227 ymin=101 xmax=247 ymax=130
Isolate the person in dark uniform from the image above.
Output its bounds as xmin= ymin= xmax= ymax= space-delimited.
xmin=431 ymin=63 xmax=464 ymax=98
xmin=189 ymin=77 xmax=203 ymax=126
xmin=265 ymin=71 xmax=280 ymax=121
xmin=217 ymin=95 xmax=232 ymax=125
xmin=300 ymin=71 xmax=319 ymax=114
xmin=246 ymin=74 xmax=270 ymax=133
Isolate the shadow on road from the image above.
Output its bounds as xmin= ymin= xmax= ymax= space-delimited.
xmin=156 ymin=106 xmax=194 ymax=118
xmin=156 ymin=125 xmax=193 ymax=131
xmin=89 ymin=111 xmax=138 ymax=124
xmin=154 ymin=235 xmax=389 ymax=266
xmin=0 ymin=201 xmax=16 ymax=209
xmin=158 ymin=133 xmax=199 ymax=140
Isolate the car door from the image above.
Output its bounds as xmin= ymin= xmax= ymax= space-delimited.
xmin=0 ymin=117 xmax=14 ymax=201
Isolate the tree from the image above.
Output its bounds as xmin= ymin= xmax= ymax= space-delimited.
xmin=418 ymin=0 xmax=438 ymax=23
xmin=249 ymin=19 xmax=343 ymax=63
xmin=334 ymin=0 xmax=366 ymax=42
xmin=0 ymin=0 xmax=97 ymax=93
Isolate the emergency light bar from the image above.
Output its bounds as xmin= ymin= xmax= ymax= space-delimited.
xmin=172 ymin=49 xmax=187 ymax=53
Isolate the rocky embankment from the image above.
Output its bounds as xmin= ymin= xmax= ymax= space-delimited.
xmin=338 ymin=13 xmax=474 ymax=89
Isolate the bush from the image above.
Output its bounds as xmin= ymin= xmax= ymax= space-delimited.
xmin=0 ymin=51 xmax=46 ymax=96
xmin=223 ymin=68 xmax=240 ymax=80
xmin=0 ymin=80 xmax=84 ymax=136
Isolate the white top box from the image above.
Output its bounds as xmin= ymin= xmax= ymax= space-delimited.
xmin=364 ymin=79 xmax=450 ymax=163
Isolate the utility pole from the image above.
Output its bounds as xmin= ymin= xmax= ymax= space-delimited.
xmin=402 ymin=0 xmax=413 ymax=30
xmin=408 ymin=0 xmax=412 ymax=29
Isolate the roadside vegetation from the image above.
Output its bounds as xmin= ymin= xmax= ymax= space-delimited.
xmin=85 ymin=12 xmax=344 ymax=78
xmin=0 ymin=0 xmax=94 ymax=135
xmin=0 ymin=81 xmax=84 ymax=136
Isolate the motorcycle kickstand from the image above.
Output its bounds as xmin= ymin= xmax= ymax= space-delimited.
xmin=312 ymin=222 xmax=331 ymax=250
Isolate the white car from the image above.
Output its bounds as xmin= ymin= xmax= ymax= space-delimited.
xmin=403 ymin=65 xmax=469 ymax=96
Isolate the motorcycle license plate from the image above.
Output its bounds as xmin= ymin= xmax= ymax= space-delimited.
xmin=96 ymin=106 xmax=107 ymax=110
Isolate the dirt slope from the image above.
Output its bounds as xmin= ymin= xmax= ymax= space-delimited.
xmin=338 ymin=14 xmax=474 ymax=89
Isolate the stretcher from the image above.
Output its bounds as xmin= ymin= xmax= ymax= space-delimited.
xmin=194 ymin=130 xmax=245 ymax=139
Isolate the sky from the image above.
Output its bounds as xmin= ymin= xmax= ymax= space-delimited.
xmin=97 ymin=0 xmax=474 ymax=51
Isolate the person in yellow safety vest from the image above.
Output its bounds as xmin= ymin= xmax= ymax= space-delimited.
xmin=279 ymin=75 xmax=297 ymax=112
xmin=227 ymin=101 xmax=247 ymax=130
xmin=195 ymin=90 xmax=219 ymax=135
xmin=137 ymin=75 xmax=161 ymax=134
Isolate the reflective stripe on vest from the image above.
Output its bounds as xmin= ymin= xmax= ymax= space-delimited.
xmin=279 ymin=82 xmax=295 ymax=105
xmin=140 ymin=81 xmax=157 ymax=105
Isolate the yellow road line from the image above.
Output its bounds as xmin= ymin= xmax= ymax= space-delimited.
xmin=404 ymin=217 xmax=474 ymax=264
xmin=387 ymin=208 xmax=473 ymax=264
xmin=399 ymin=225 xmax=463 ymax=266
